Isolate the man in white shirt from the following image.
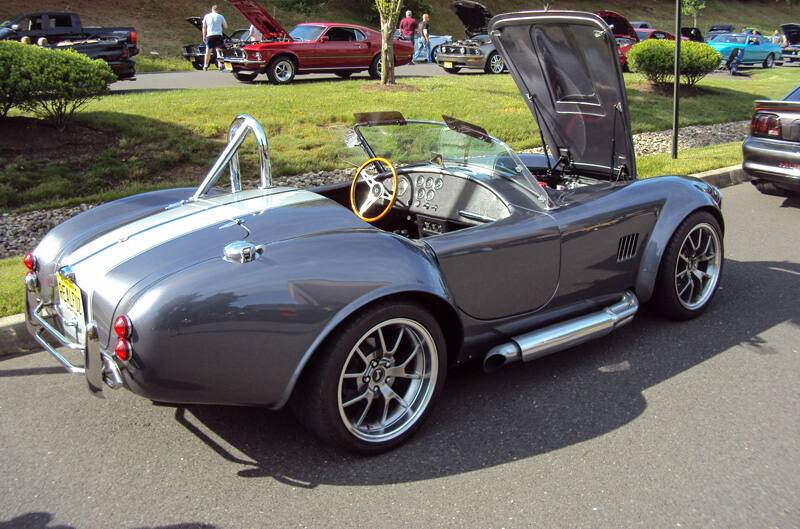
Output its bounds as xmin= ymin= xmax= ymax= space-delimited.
xmin=248 ymin=24 xmax=263 ymax=42
xmin=202 ymin=5 xmax=228 ymax=71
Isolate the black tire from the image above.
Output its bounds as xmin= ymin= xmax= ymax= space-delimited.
xmin=191 ymin=60 xmax=204 ymax=71
xmin=443 ymin=66 xmax=462 ymax=74
xmin=484 ymin=51 xmax=505 ymax=74
xmin=291 ymin=301 xmax=447 ymax=454
xmin=430 ymin=46 xmax=440 ymax=62
xmin=368 ymin=55 xmax=382 ymax=80
xmin=266 ymin=56 xmax=296 ymax=84
xmin=233 ymin=71 xmax=258 ymax=83
xmin=652 ymin=211 xmax=724 ymax=320
xmin=335 ymin=71 xmax=354 ymax=79
xmin=763 ymin=53 xmax=775 ymax=69
xmin=753 ymin=180 xmax=794 ymax=197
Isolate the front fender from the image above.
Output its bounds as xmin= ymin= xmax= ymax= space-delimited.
xmin=633 ymin=176 xmax=723 ymax=303
xmin=119 ymin=229 xmax=452 ymax=408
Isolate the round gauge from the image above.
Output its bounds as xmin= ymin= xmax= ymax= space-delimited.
xmin=397 ymin=176 xmax=409 ymax=197
xmin=416 ymin=176 xmax=425 ymax=187
xmin=434 ymin=177 xmax=443 ymax=190
xmin=425 ymin=189 xmax=435 ymax=201
xmin=416 ymin=188 xmax=425 ymax=200
xmin=426 ymin=177 xmax=434 ymax=189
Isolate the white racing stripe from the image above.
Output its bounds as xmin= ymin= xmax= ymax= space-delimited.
xmin=65 ymin=187 xmax=321 ymax=316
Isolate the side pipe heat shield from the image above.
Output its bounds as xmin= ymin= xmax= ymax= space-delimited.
xmin=483 ymin=292 xmax=639 ymax=372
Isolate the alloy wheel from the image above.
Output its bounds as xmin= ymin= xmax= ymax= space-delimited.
xmin=489 ymin=54 xmax=504 ymax=73
xmin=337 ymin=318 xmax=437 ymax=443
xmin=274 ymin=60 xmax=294 ymax=82
xmin=674 ymin=223 xmax=722 ymax=310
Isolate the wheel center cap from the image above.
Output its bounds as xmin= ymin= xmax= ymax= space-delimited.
xmin=372 ymin=367 xmax=385 ymax=383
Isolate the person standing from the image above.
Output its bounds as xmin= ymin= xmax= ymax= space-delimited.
xmin=248 ymin=24 xmax=263 ymax=43
xmin=771 ymin=29 xmax=783 ymax=47
xmin=419 ymin=13 xmax=431 ymax=63
xmin=202 ymin=5 xmax=228 ymax=71
xmin=399 ymin=10 xmax=419 ymax=60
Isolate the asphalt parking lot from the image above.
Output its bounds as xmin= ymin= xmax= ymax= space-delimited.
xmin=1 ymin=182 xmax=798 ymax=529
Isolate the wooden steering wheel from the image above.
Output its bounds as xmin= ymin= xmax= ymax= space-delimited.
xmin=349 ymin=157 xmax=398 ymax=223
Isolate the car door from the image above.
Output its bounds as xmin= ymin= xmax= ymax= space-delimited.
xmin=745 ymin=37 xmax=763 ymax=62
xmin=317 ymin=26 xmax=368 ymax=69
xmin=427 ymin=208 xmax=561 ymax=320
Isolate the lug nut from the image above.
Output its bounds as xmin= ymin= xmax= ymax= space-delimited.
xmin=372 ymin=385 xmax=380 ymax=392
xmin=362 ymin=376 xmax=370 ymax=383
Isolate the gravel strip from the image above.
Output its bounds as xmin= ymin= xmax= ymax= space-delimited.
xmin=1 ymin=121 xmax=747 ymax=259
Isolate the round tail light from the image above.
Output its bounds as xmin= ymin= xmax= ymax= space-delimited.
xmin=114 ymin=315 xmax=131 ymax=339
xmin=23 ymin=253 xmax=36 ymax=271
xmin=114 ymin=338 xmax=131 ymax=362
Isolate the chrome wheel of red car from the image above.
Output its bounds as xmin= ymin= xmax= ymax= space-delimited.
xmin=369 ymin=55 xmax=382 ymax=79
xmin=267 ymin=57 xmax=295 ymax=84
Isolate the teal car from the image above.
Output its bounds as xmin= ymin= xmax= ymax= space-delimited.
xmin=708 ymin=33 xmax=783 ymax=68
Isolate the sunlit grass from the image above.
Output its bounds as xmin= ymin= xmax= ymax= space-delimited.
xmin=638 ymin=141 xmax=741 ymax=178
xmin=0 ymin=257 xmax=25 ymax=318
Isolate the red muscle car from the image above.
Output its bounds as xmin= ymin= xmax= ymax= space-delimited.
xmin=596 ymin=10 xmax=640 ymax=71
xmin=222 ymin=0 xmax=413 ymax=84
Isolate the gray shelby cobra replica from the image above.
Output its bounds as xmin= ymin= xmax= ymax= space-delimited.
xmin=25 ymin=11 xmax=724 ymax=453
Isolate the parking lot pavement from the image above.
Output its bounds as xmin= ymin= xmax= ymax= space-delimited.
xmin=1 ymin=183 xmax=798 ymax=529
xmin=112 ymin=62 xmax=455 ymax=92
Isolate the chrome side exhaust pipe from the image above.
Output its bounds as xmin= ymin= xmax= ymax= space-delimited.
xmin=483 ymin=292 xmax=639 ymax=373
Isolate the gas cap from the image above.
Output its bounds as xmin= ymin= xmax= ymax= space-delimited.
xmin=223 ymin=241 xmax=261 ymax=263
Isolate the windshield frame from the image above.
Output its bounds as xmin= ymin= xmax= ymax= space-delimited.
xmin=352 ymin=119 xmax=551 ymax=208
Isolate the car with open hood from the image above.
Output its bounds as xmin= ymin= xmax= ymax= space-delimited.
xmin=595 ymin=10 xmax=640 ymax=70
xmin=434 ymin=1 xmax=506 ymax=74
xmin=219 ymin=0 xmax=411 ymax=83
xmin=708 ymin=33 xmax=783 ymax=68
xmin=706 ymin=24 xmax=735 ymax=41
xmin=180 ymin=16 xmax=250 ymax=70
xmin=782 ymin=23 xmax=800 ymax=62
xmin=25 ymin=10 xmax=724 ymax=454
xmin=743 ymin=85 xmax=800 ymax=197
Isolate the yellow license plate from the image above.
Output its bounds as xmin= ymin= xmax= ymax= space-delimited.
xmin=225 ymin=62 xmax=233 ymax=70
xmin=444 ymin=61 xmax=453 ymax=69
xmin=56 ymin=274 xmax=84 ymax=319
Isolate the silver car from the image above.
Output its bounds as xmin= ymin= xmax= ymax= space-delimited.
xmin=435 ymin=0 xmax=505 ymax=74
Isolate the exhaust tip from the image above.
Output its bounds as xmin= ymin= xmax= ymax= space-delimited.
xmin=482 ymin=343 xmax=520 ymax=373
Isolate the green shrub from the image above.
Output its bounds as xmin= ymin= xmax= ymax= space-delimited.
xmin=0 ymin=42 xmax=40 ymax=117
xmin=628 ymin=39 xmax=722 ymax=87
xmin=681 ymin=41 xmax=723 ymax=86
xmin=23 ymin=47 xmax=116 ymax=128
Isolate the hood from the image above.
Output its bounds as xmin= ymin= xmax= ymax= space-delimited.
xmin=708 ymin=24 xmax=734 ymax=33
xmin=595 ymin=10 xmax=639 ymax=41
xmin=186 ymin=16 xmax=203 ymax=31
xmin=783 ymin=24 xmax=800 ymax=45
xmin=452 ymin=0 xmax=492 ymax=37
xmin=227 ymin=0 xmax=288 ymax=38
xmin=490 ymin=10 xmax=636 ymax=179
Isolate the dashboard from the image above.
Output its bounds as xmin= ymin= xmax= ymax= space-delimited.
xmin=386 ymin=170 xmax=511 ymax=235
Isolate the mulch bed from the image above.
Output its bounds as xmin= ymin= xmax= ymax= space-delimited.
xmin=0 ymin=117 xmax=116 ymax=161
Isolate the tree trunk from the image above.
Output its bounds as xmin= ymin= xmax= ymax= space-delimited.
xmin=693 ymin=14 xmax=698 ymax=28
xmin=380 ymin=17 xmax=395 ymax=85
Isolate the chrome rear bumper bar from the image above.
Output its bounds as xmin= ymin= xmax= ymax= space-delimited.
xmin=31 ymin=302 xmax=85 ymax=374
xmin=30 ymin=301 xmax=123 ymax=389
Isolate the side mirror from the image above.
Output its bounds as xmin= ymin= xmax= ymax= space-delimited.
xmin=11 ymin=24 xmax=20 ymax=31
xmin=319 ymin=35 xmax=330 ymax=43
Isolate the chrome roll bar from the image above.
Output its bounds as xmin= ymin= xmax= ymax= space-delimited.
xmin=192 ymin=114 xmax=272 ymax=200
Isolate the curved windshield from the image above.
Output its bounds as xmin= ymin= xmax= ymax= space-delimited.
xmin=714 ymin=35 xmax=746 ymax=44
xmin=289 ymin=25 xmax=325 ymax=42
xmin=356 ymin=121 xmax=545 ymax=199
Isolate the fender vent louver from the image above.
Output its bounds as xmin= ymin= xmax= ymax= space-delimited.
xmin=617 ymin=233 xmax=640 ymax=262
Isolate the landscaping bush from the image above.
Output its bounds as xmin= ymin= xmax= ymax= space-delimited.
xmin=628 ymin=39 xmax=722 ymax=87
xmin=681 ymin=41 xmax=723 ymax=86
xmin=23 ymin=47 xmax=116 ymax=128
xmin=0 ymin=41 xmax=115 ymax=126
xmin=0 ymin=42 xmax=40 ymax=118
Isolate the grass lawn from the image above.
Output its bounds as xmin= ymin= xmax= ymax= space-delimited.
xmin=2 ymin=67 xmax=793 ymax=210
xmin=0 ymin=256 xmax=25 ymax=318
xmin=135 ymin=55 xmax=194 ymax=73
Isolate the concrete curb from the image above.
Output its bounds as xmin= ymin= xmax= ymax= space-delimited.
xmin=692 ymin=164 xmax=750 ymax=189
xmin=0 ymin=313 xmax=37 ymax=356
xmin=0 ymin=164 xmax=750 ymax=358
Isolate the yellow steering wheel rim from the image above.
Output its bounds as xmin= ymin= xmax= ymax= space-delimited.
xmin=349 ymin=156 xmax=398 ymax=223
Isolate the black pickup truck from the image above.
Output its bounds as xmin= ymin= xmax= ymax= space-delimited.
xmin=0 ymin=12 xmax=138 ymax=79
